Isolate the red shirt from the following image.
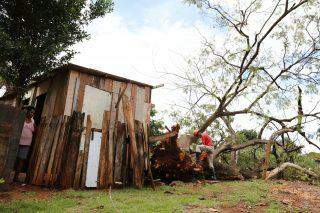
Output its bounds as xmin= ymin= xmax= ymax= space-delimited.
xmin=201 ymin=132 xmax=213 ymax=146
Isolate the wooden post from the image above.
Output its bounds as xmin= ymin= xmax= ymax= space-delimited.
xmin=44 ymin=116 xmax=63 ymax=186
xmin=28 ymin=117 xmax=45 ymax=184
xmin=50 ymin=116 xmax=68 ymax=186
xmin=98 ymin=111 xmax=110 ymax=188
xmin=35 ymin=117 xmax=60 ymax=185
xmin=60 ymin=112 xmax=84 ymax=188
xmin=81 ymin=115 xmax=92 ymax=188
xmin=122 ymin=95 xmax=142 ymax=189
xmin=52 ymin=117 xmax=70 ymax=187
xmin=143 ymin=123 xmax=155 ymax=190
xmin=114 ymin=123 xmax=126 ymax=184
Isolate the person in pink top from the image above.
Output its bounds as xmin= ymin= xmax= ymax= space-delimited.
xmin=14 ymin=106 xmax=36 ymax=181
xmin=194 ymin=130 xmax=217 ymax=180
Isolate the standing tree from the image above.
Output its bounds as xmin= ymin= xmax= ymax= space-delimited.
xmin=0 ymin=0 xmax=113 ymax=106
xmin=170 ymin=0 xmax=320 ymax=178
xmin=150 ymin=106 xmax=166 ymax=136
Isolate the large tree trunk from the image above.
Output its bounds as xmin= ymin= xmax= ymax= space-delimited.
xmin=266 ymin=162 xmax=318 ymax=180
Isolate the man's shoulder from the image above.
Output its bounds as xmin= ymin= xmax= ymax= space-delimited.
xmin=202 ymin=132 xmax=211 ymax=138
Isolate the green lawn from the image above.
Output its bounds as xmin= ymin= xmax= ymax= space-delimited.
xmin=0 ymin=180 xmax=294 ymax=212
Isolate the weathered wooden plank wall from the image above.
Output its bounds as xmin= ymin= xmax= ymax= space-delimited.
xmin=28 ymin=112 xmax=85 ymax=188
xmin=0 ymin=104 xmax=25 ymax=184
xmin=26 ymin=68 xmax=152 ymax=189
xmin=64 ymin=70 xmax=152 ymax=188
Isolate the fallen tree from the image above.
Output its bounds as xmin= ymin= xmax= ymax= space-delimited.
xmin=150 ymin=88 xmax=320 ymax=182
xmin=150 ymin=124 xmax=204 ymax=182
xmin=161 ymin=0 xmax=320 ymax=182
xmin=150 ymin=123 xmax=319 ymax=182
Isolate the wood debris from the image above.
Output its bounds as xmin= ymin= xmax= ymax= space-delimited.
xmin=150 ymin=124 xmax=204 ymax=182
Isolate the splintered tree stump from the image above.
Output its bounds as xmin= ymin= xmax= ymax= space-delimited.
xmin=150 ymin=124 xmax=203 ymax=182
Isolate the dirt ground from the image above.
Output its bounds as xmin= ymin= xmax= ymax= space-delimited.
xmin=1 ymin=180 xmax=320 ymax=212
xmin=168 ymin=180 xmax=320 ymax=212
xmin=0 ymin=183 xmax=56 ymax=202
xmin=270 ymin=180 xmax=320 ymax=212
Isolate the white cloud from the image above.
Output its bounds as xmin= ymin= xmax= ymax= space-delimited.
xmin=71 ymin=6 xmax=319 ymax=153
xmin=72 ymin=12 xmax=210 ymax=117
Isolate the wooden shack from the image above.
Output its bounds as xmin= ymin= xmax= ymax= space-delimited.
xmin=0 ymin=63 xmax=153 ymax=189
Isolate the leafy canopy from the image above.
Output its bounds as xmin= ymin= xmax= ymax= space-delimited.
xmin=150 ymin=106 xmax=166 ymax=136
xmin=0 ymin=0 xmax=113 ymax=96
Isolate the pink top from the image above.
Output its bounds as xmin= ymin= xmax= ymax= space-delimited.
xmin=19 ymin=119 xmax=35 ymax=146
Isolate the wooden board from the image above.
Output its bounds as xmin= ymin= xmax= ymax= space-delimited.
xmin=113 ymin=122 xmax=126 ymax=183
xmin=36 ymin=75 xmax=67 ymax=183
xmin=0 ymin=104 xmax=25 ymax=184
xmin=50 ymin=116 xmax=68 ymax=186
xmin=122 ymin=95 xmax=142 ymax=189
xmin=64 ymin=71 xmax=80 ymax=116
xmin=32 ymin=76 xmax=61 ymax=185
xmin=145 ymin=87 xmax=151 ymax=103
xmin=117 ymin=83 xmax=127 ymax=123
xmin=53 ymin=73 xmax=69 ymax=117
xmin=104 ymin=79 xmax=113 ymax=93
xmin=149 ymin=131 xmax=179 ymax=142
xmin=135 ymin=121 xmax=145 ymax=182
xmin=134 ymin=86 xmax=146 ymax=122
xmin=81 ymin=115 xmax=92 ymax=188
xmin=98 ymin=111 xmax=110 ymax=188
xmin=77 ymin=73 xmax=93 ymax=112
xmin=35 ymin=117 xmax=60 ymax=185
xmin=144 ymin=103 xmax=152 ymax=125
xmin=105 ymin=81 xmax=121 ymax=186
xmin=44 ymin=116 xmax=64 ymax=185
xmin=130 ymin=85 xmax=137 ymax=119
xmin=60 ymin=112 xmax=84 ymax=188
xmin=28 ymin=117 xmax=46 ymax=184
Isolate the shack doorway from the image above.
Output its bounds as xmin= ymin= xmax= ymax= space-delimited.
xmin=33 ymin=93 xmax=46 ymax=125
xmin=21 ymin=93 xmax=47 ymax=182
xmin=26 ymin=93 xmax=46 ymax=167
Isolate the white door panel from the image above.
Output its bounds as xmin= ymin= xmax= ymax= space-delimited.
xmin=85 ymin=131 xmax=102 ymax=188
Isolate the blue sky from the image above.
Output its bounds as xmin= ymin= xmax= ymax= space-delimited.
xmin=0 ymin=0 xmax=318 ymax=152
xmin=115 ymin=0 xmax=203 ymax=28
xmin=72 ymin=0 xmax=212 ymax=120
xmin=72 ymin=0 xmax=319 ymax=153
xmin=0 ymin=1 xmax=208 ymax=99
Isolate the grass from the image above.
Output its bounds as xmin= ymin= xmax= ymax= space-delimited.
xmin=0 ymin=180 xmax=289 ymax=212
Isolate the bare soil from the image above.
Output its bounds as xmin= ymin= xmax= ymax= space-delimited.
xmin=270 ymin=180 xmax=320 ymax=212
xmin=0 ymin=183 xmax=56 ymax=203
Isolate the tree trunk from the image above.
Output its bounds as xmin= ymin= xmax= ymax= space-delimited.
xmin=266 ymin=162 xmax=318 ymax=180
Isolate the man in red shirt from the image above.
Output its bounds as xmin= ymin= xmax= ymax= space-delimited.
xmin=194 ymin=130 xmax=217 ymax=180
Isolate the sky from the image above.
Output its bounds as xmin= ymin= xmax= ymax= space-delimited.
xmin=71 ymin=0 xmax=320 ymax=153
xmin=0 ymin=0 xmax=318 ymax=152
xmin=72 ymin=0 xmax=210 ymax=117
